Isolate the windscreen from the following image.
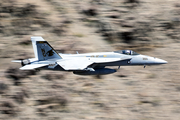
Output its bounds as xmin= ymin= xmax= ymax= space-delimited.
xmin=114 ymin=50 xmax=140 ymax=55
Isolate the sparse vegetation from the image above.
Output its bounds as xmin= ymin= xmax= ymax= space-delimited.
xmin=0 ymin=0 xmax=179 ymax=119
xmin=147 ymin=73 xmax=157 ymax=79
xmin=73 ymin=33 xmax=85 ymax=37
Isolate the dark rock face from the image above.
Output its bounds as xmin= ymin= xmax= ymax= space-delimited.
xmin=82 ymin=8 xmax=98 ymax=16
xmin=120 ymin=31 xmax=134 ymax=43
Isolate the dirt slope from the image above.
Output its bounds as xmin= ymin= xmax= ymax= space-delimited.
xmin=0 ymin=0 xmax=180 ymax=120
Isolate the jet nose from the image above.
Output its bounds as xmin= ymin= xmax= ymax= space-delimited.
xmin=154 ymin=58 xmax=168 ymax=64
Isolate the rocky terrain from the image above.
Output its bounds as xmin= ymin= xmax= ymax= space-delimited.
xmin=0 ymin=0 xmax=180 ymax=120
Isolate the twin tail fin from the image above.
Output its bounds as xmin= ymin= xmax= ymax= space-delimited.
xmin=31 ymin=37 xmax=62 ymax=61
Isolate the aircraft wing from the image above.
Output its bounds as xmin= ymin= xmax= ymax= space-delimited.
xmin=57 ymin=57 xmax=131 ymax=70
xmin=90 ymin=57 xmax=131 ymax=63
xmin=57 ymin=59 xmax=94 ymax=70
xmin=20 ymin=64 xmax=48 ymax=70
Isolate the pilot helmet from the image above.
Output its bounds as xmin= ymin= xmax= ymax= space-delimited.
xmin=126 ymin=50 xmax=131 ymax=55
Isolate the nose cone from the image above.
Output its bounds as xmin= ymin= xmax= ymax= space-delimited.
xmin=154 ymin=58 xmax=168 ymax=64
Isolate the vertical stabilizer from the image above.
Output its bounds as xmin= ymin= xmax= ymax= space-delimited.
xmin=31 ymin=37 xmax=62 ymax=61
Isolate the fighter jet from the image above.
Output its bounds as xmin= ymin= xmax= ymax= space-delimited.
xmin=12 ymin=37 xmax=167 ymax=75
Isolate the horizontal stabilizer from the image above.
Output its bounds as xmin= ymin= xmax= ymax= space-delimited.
xmin=11 ymin=60 xmax=22 ymax=63
xmin=20 ymin=64 xmax=48 ymax=70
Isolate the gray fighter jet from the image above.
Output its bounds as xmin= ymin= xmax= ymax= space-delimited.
xmin=12 ymin=37 xmax=167 ymax=75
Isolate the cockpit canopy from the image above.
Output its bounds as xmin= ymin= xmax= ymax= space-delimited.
xmin=114 ymin=50 xmax=140 ymax=55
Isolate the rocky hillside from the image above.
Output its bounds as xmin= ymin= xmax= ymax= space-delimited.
xmin=0 ymin=0 xmax=180 ymax=120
